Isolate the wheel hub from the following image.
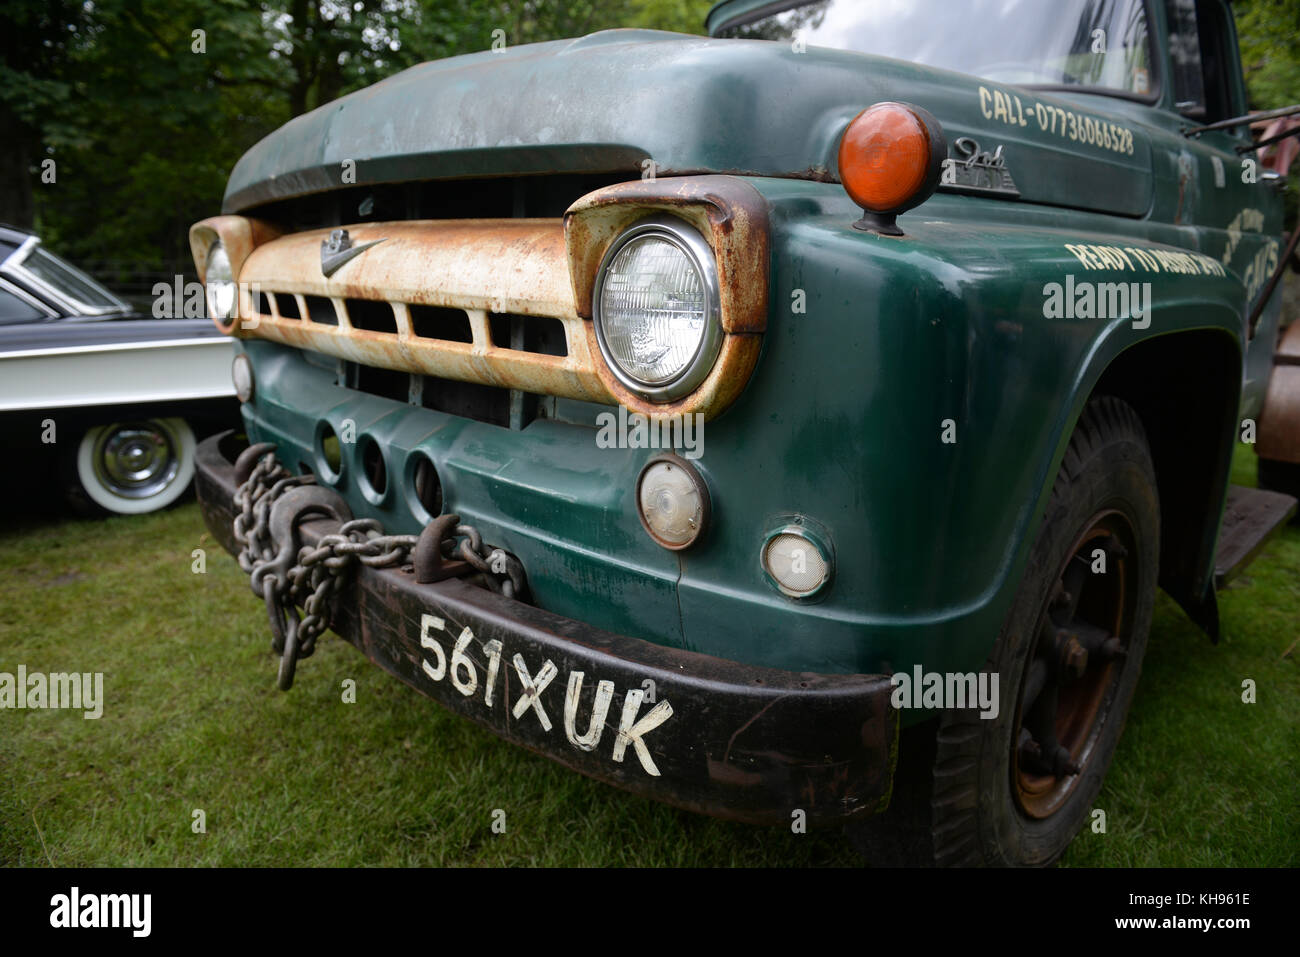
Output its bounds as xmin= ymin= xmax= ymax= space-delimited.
xmin=94 ymin=423 xmax=181 ymax=498
xmin=1012 ymin=511 xmax=1135 ymax=819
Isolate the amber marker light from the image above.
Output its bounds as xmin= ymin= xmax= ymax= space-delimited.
xmin=837 ymin=101 xmax=946 ymax=236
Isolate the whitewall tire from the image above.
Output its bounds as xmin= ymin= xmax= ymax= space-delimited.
xmin=73 ymin=417 xmax=196 ymax=514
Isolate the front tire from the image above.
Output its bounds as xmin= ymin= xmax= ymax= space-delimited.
xmin=930 ymin=396 xmax=1160 ymax=866
xmin=70 ymin=417 xmax=196 ymax=515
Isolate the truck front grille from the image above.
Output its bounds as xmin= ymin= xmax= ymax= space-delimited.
xmin=233 ymin=219 xmax=614 ymax=407
xmin=343 ymin=361 xmax=550 ymax=431
xmin=332 ymin=310 xmax=570 ymax=430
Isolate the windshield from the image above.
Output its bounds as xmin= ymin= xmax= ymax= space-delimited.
xmin=718 ymin=0 xmax=1154 ymax=97
xmin=7 ymin=243 xmax=130 ymax=315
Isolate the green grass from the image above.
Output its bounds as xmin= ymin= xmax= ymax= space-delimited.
xmin=0 ymin=444 xmax=1295 ymax=866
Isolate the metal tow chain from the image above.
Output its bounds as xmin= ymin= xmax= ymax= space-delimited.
xmin=231 ymin=443 xmax=526 ymax=691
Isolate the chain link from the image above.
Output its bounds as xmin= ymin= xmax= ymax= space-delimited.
xmin=286 ymin=519 xmax=419 ymax=657
xmin=233 ymin=452 xmax=310 ymax=577
xmin=233 ymin=445 xmax=525 ymax=689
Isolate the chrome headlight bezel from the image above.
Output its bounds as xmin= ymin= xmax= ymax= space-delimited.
xmin=592 ymin=215 xmax=723 ymax=403
xmin=204 ymin=240 xmax=236 ymax=325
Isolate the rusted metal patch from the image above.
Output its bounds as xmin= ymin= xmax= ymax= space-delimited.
xmin=1258 ymin=363 xmax=1300 ymax=463
xmin=218 ymin=218 xmax=611 ymax=403
xmin=248 ymin=302 xmax=612 ymax=404
xmin=564 ymin=175 xmax=772 ymax=335
xmin=188 ymin=215 xmax=282 ymax=298
xmin=237 ymin=219 xmax=580 ymax=320
xmin=1274 ymin=318 xmax=1300 ymax=366
xmin=1258 ymin=322 xmax=1300 ymax=462
xmin=579 ymin=321 xmax=763 ymax=420
xmin=188 ymin=191 xmax=771 ymax=419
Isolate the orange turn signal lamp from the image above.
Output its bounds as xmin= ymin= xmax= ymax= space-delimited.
xmin=837 ymin=102 xmax=946 ymax=236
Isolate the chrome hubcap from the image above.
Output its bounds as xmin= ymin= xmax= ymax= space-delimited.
xmin=93 ymin=423 xmax=180 ymax=498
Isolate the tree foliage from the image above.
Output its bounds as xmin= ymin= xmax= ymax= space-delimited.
xmin=1235 ymin=0 xmax=1300 ymax=110
xmin=4 ymin=0 xmax=1296 ymax=270
xmin=0 ymin=0 xmax=712 ymax=267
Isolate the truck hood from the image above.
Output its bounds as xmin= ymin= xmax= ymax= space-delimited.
xmin=223 ymin=29 xmax=1152 ymax=218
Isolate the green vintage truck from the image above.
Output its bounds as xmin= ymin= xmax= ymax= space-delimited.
xmin=188 ymin=0 xmax=1300 ymax=865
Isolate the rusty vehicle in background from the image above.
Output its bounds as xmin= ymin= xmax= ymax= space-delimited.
xmin=1255 ymin=112 xmax=1300 ymax=497
xmin=187 ymin=0 xmax=1299 ymax=865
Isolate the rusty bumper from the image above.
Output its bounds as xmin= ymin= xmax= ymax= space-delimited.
xmin=196 ymin=431 xmax=897 ymax=825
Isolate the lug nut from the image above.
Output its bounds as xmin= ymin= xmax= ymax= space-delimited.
xmin=1061 ymin=636 xmax=1089 ymax=680
xmin=1046 ymin=743 xmax=1078 ymax=778
xmin=1017 ymin=729 xmax=1042 ymax=765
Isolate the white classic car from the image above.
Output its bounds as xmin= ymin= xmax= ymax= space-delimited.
xmin=0 ymin=224 xmax=238 ymax=514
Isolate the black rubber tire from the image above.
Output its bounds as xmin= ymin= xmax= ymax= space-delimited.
xmin=923 ymin=396 xmax=1160 ymax=866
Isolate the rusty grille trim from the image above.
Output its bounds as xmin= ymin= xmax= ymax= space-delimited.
xmin=190 ymin=177 xmax=770 ymax=419
xmin=247 ymin=294 xmax=598 ymax=398
xmin=221 ymin=218 xmax=611 ymax=403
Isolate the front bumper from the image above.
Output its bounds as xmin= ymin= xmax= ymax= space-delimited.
xmin=196 ymin=431 xmax=898 ymax=825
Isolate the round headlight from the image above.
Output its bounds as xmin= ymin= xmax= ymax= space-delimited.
xmin=594 ymin=217 xmax=722 ymax=402
xmin=205 ymin=241 xmax=236 ymax=324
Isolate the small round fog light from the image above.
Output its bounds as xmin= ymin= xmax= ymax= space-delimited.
xmin=232 ymin=353 xmax=254 ymax=403
xmin=762 ymin=528 xmax=831 ymax=598
xmin=636 ymin=453 xmax=709 ymax=550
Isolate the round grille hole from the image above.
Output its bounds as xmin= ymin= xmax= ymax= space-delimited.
xmin=361 ymin=436 xmax=387 ymax=496
xmin=318 ymin=423 xmax=342 ymax=481
xmin=412 ymin=454 xmax=443 ymax=517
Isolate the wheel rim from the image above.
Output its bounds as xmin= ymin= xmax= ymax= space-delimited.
xmin=91 ymin=422 xmax=182 ymax=499
xmin=1012 ymin=509 xmax=1137 ymax=819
